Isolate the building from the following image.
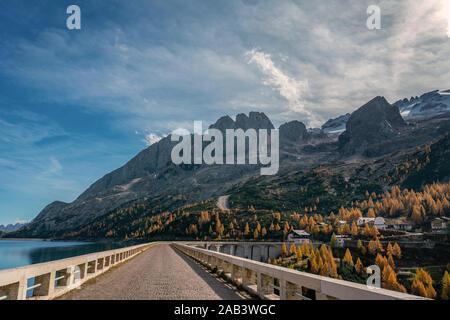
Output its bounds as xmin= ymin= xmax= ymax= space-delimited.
xmin=386 ymin=219 xmax=414 ymax=231
xmin=337 ymin=220 xmax=348 ymax=227
xmin=287 ymin=230 xmax=310 ymax=244
xmin=318 ymin=222 xmax=328 ymax=229
xmin=335 ymin=235 xmax=351 ymax=248
xmin=357 ymin=217 xmax=375 ymax=227
xmin=374 ymin=217 xmax=387 ymax=230
xmin=431 ymin=218 xmax=448 ymax=231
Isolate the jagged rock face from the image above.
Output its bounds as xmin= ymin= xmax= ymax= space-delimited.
xmin=209 ymin=111 xmax=274 ymax=132
xmin=235 ymin=112 xmax=274 ymax=130
xmin=209 ymin=115 xmax=235 ymax=132
xmin=279 ymin=120 xmax=308 ymax=143
xmin=18 ymin=112 xmax=277 ymax=237
xmin=339 ymin=96 xmax=406 ymax=155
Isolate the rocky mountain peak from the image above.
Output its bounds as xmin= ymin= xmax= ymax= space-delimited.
xmin=339 ymin=96 xmax=406 ymax=155
xmin=279 ymin=120 xmax=308 ymax=143
xmin=210 ymin=111 xmax=274 ymax=132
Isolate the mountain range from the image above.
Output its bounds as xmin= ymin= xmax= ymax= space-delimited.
xmin=7 ymin=89 xmax=450 ymax=239
xmin=0 ymin=222 xmax=27 ymax=233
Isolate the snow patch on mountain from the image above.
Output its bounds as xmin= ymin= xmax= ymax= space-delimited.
xmin=321 ymin=113 xmax=350 ymax=134
xmin=393 ymin=89 xmax=450 ymax=119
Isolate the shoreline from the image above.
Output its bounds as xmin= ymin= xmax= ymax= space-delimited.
xmin=0 ymin=238 xmax=47 ymax=241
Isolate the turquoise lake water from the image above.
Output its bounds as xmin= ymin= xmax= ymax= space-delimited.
xmin=0 ymin=240 xmax=125 ymax=270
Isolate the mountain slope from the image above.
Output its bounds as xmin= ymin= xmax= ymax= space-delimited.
xmin=339 ymin=96 xmax=406 ymax=155
xmin=8 ymin=92 xmax=450 ymax=239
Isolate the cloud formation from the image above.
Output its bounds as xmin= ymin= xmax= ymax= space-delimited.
xmin=1 ymin=0 xmax=450 ymax=223
xmin=246 ymin=48 xmax=322 ymax=127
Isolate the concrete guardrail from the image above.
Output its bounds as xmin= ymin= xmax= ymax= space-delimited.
xmin=173 ymin=243 xmax=428 ymax=300
xmin=0 ymin=241 xmax=159 ymax=300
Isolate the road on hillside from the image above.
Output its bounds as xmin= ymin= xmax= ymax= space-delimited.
xmin=217 ymin=195 xmax=231 ymax=211
xmin=59 ymin=244 xmax=243 ymax=300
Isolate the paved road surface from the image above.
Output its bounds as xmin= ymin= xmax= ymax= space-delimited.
xmin=59 ymin=244 xmax=243 ymax=300
xmin=217 ymin=195 xmax=230 ymax=211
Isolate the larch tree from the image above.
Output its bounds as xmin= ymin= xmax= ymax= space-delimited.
xmin=441 ymin=271 xmax=450 ymax=300
xmin=392 ymin=243 xmax=402 ymax=259
xmin=244 ymin=222 xmax=250 ymax=235
xmin=261 ymin=227 xmax=267 ymax=238
xmin=343 ymin=249 xmax=354 ymax=266
xmin=282 ymin=242 xmax=288 ymax=256
xmin=355 ymin=258 xmax=363 ymax=273
xmin=296 ymin=247 xmax=303 ymax=261
xmin=330 ymin=233 xmax=338 ymax=249
xmin=289 ymin=244 xmax=297 ymax=255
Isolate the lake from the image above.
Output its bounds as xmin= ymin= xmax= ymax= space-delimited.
xmin=0 ymin=240 xmax=126 ymax=270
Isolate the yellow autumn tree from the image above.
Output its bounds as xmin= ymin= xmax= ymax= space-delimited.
xmin=343 ymin=248 xmax=354 ymax=266
xmin=392 ymin=242 xmax=402 ymax=259
xmin=355 ymin=258 xmax=363 ymax=273
xmin=412 ymin=269 xmax=436 ymax=299
xmin=261 ymin=227 xmax=267 ymax=238
xmin=441 ymin=271 xmax=450 ymax=300
xmin=289 ymin=244 xmax=296 ymax=255
xmin=244 ymin=222 xmax=250 ymax=235
xmin=296 ymin=247 xmax=303 ymax=261
xmin=282 ymin=242 xmax=288 ymax=256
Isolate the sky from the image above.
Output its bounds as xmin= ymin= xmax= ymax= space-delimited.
xmin=0 ymin=0 xmax=449 ymax=225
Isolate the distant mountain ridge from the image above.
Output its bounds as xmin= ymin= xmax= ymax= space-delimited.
xmin=0 ymin=222 xmax=27 ymax=233
xmin=316 ymin=89 xmax=450 ymax=134
xmin=393 ymin=89 xmax=450 ymax=119
xmin=8 ymin=90 xmax=450 ymax=239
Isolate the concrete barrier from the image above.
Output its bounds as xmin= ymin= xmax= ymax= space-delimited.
xmin=0 ymin=242 xmax=159 ymax=300
xmin=173 ymin=243 xmax=428 ymax=300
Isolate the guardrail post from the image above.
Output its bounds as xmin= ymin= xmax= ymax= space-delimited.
xmin=242 ymin=268 xmax=251 ymax=287
xmin=315 ymin=292 xmax=329 ymax=300
xmin=256 ymin=272 xmax=263 ymax=297
xmin=47 ymin=271 xmax=56 ymax=297
xmin=17 ymin=275 xmax=27 ymax=300
xmin=280 ymin=279 xmax=287 ymax=300
xmin=231 ymin=264 xmax=237 ymax=282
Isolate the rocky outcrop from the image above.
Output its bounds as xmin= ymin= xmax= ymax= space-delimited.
xmin=209 ymin=111 xmax=274 ymax=132
xmin=279 ymin=120 xmax=308 ymax=143
xmin=339 ymin=96 xmax=406 ymax=155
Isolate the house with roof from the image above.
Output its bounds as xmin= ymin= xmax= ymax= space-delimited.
xmin=287 ymin=230 xmax=310 ymax=244
xmin=335 ymin=235 xmax=351 ymax=248
xmin=385 ymin=219 xmax=414 ymax=231
xmin=431 ymin=218 xmax=448 ymax=232
xmin=357 ymin=217 xmax=375 ymax=227
xmin=374 ymin=217 xmax=387 ymax=230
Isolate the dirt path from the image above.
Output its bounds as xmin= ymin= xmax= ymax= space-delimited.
xmin=217 ymin=195 xmax=231 ymax=211
xmin=59 ymin=244 xmax=243 ymax=300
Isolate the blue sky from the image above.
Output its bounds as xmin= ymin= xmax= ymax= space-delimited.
xmin=0 ymin=0 xmax=449 ymax=225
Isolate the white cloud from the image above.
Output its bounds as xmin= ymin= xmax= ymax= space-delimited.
xmin=245 ymin=48 xmax=322 ymax=127
xmin=14 ymin=219 xmax=30 ymax=224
